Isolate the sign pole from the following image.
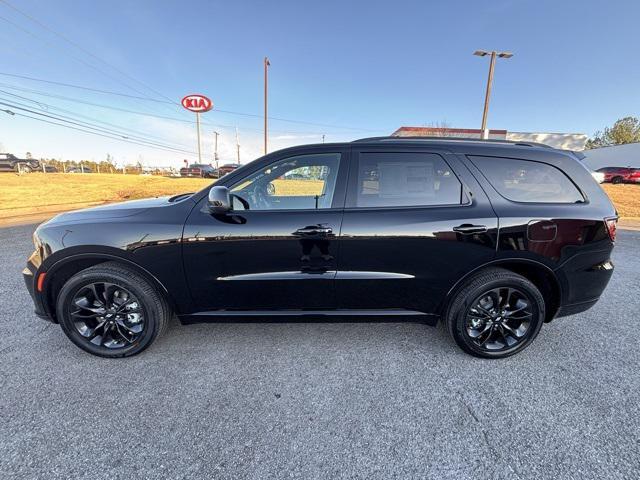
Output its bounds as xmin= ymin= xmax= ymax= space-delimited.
xmin=181 ymin=94 xmax=213 ymax=163
xmin=196 ymin=112 xmax=203 ymax=164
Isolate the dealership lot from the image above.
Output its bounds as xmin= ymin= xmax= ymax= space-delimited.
xmin=1 ymin=223 xmax=638 ymax=479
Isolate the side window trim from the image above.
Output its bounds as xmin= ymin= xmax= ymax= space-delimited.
xmin=344 ymin=148 xmax=471 ymax=210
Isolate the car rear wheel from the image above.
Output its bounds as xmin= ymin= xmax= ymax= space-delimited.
xmin=611 ymin=176 xmax=624 ymax=184
xmin=56 ymin=262 xmax=171 ymax=358
xmin=446 ymin=268 xmax=545 ymax=359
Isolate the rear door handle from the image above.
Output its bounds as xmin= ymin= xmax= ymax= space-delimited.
xmin=295 ymin=226 xmax=333 ymax=235
xmin=453 ymin=224 xmax=487 ymax=234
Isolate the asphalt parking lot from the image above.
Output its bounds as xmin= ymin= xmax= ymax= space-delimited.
xmin=0 ymin=223 xmax=638 ymax=480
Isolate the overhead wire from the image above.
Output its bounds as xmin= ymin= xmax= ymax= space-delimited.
xmin=5 ymin=110 xmax=200 ymax=158
xmin=0 ymin=99 xmax=199 ymax=155
xmin=0 ymin=89 xmax=194 ymax=149
xmin=0 ymin=72 xmax=382 ymax=133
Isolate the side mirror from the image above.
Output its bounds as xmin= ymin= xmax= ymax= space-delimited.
xmin=207 ymin=186 xmax=231 ymax=214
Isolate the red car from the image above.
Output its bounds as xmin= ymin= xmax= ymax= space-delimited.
xmin=597 ymin=166 xmax=640 ymax=184
xmin=217 ymin=163 xmax=239 ymax=176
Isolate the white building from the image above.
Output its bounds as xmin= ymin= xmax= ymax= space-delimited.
xmin=580 ymin=142 xmax=640 ymax=170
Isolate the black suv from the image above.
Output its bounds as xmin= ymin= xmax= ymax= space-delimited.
xmin=0 ymin=153 xmax=40 ymax=172
xmin=24 ymin=137 xmax=617 ymax=358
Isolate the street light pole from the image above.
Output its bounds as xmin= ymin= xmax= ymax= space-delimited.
xmin=264 ymin=57 xmax=270 ymax=155
xmin=474 ymin=50 xmax=513 ymax=139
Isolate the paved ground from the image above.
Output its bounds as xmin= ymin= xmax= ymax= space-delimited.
xmin=0 ymin=223 xmax=638 ymax=480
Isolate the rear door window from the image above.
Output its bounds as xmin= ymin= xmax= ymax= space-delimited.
xmin=348 ymin=151 xmax=465 ymax=208
xmin=469 ymin=156 xmax=584 ymax=203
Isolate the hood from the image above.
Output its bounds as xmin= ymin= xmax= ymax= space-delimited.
xmin=46 ymin=196 xmax=176 ymax=224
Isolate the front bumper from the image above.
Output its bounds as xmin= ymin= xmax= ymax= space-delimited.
xmin=23 ymin=261 xmax=51 ymax=321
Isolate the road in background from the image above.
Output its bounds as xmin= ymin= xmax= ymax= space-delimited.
xmin=1 ymin=223 xmax=638 ymax=479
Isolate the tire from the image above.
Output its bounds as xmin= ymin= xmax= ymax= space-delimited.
xmin=446 ymin=268 xmax=545 ymax=359
xmin=611 ymin=176 xmax=623 ymax=184
xmin=15 ymin=164 xmax=32 ymax=173
xmin=56 ymin=262 xmax=171 ymax=358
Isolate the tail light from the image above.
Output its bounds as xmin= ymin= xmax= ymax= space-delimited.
xmin=605 ymin=217 xmax=617 ymax=242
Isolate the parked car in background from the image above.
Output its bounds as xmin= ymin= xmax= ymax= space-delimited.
xmin=180 ymin=163 xmax=217 ymax=178
xmin=597 ymin=166 xmax=640 ymax=184
xmin=67 ymin=166 xmax=93 ymax=174
xmin=24 ymin=137 xmax=617 ymax=359
xmin=0 ymin=153 xmax=40 ymax=172
xmin=217 ymin=163 xmax=239 ymax=176
xmin=43 ymin=165 xmax=58 ymax=173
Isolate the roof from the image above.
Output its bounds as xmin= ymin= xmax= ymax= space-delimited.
xmin=392 ymin=126 xmax=507 ymax=136
xmin=352 ymin=136 xmax=554 ymax=149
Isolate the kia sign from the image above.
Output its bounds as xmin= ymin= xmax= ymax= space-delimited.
xmin=181 ymin=94 xmax=213 ymax=113
xmin=181 ymin=94 xmax=213 ymax=164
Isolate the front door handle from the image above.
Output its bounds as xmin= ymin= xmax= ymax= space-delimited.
xmin=294 ymin=226 xmax=333 ymax=235
xmin=453 ymin=224 xmax=487 ymax=234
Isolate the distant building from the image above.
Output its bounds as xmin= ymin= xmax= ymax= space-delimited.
xmin=392 ymin=127 xmax=588 ymax=151
xmin=581 ymin=142 xmax=640 ymax=170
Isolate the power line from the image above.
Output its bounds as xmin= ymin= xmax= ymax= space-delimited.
xmin=0 ymin=71 xmax=381 ymax=132
xmin=0 ymin=82 xmax=339 ymax=135
xmin=0 ymin=100 xmax=199 ymax=155
xmin=0 ymin=2 xmax=385 ymax=134
xmin=0 ymin=89 xmax=194 ymax=149
xmin=0 ymin=13 xmax=162 ymax=104
xmin=0 ymin=72 xmax=170 ymax=103
xmin=4 ymin=110 xmax=200 ymax=158
xmin=0 ymin=0 xmax=180 ymax=107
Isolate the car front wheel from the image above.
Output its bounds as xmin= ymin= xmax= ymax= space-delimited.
xmin=446 ymin=268 xmax=545 ymax=359
xmin=56 ymin=262 xmax=171 ymax=358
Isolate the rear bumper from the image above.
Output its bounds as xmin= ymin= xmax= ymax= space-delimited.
xmin=554 ymin=252 xmax=614 ymax=319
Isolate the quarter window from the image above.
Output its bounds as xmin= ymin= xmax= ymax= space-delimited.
xmin=469 ymin=156 xmax=584 ymax=203
xmin=352 ymin=152 xmax=465 ymax=207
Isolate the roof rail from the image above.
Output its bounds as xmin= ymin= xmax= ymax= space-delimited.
xmin=352 ymin=136 xmax=553 ymax=148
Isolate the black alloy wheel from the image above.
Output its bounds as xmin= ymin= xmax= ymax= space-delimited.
xmin=69 ymin=282 xmax=145 ymax=349
xmin=447 ymin=268 xmax=545 ymax=358
xmin=57 ymin=262 xmax=171 ymax=358
xmin=465 ymin=287 xmax=533 ymax=352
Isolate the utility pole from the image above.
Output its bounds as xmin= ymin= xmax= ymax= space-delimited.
xmin=473 ymin=50 xmax=513 ymax=139
xmin=235 ymin=127 xmax=240 ymax=165
xmin=264 ymin=57 xmax=270 ymax=155
xmin=322 ymin=134 xmax=325 ymax=144
xmin=213 ymin=131 xmax=220 ymax=170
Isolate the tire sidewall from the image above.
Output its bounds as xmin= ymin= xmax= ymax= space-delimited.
xmin=56 ymin=270 xmax=159 ymax=358
xmin=450 ymin=275 xmax=545 ymax=359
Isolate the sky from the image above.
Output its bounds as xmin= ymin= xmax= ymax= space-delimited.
xmin=0 ymin=0 xmax=638 ymax=167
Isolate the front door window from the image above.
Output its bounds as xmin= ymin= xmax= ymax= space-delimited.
xmin=230 ymin=153 xmax=341 ymax=210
